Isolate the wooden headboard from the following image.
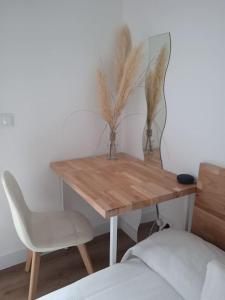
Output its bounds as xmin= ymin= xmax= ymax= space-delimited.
xmin=192 ymin=163 xmax=225 ymax=250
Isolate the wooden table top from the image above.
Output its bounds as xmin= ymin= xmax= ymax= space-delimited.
xmin=50 ymin=153 xmax=197 ymax=218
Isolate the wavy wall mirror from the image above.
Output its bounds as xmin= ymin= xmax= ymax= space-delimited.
xmin=143 ymin=32 xmax=171 ymax=167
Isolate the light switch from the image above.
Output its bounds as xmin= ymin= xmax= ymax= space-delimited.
xmin=0 ymin=113 xmax=15 ymax=127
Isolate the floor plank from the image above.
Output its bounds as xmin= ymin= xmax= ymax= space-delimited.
xmin=0 ymin=230 xmax=135 ymax=300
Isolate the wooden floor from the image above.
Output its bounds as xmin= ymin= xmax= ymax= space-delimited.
xmin=0 ymin=230 xmax=136 ymax=300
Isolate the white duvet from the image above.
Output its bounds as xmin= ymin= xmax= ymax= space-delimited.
xmin=38 ymin=258 xmax=182 ymax=300
xmin=38 ymin=229 xmax=225 ymax=300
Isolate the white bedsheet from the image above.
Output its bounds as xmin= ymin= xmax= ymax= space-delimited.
xmin=38 ymin=229 xmax=225 ymax=300
xmin=38 ymin=258 xmax=183 ymax=300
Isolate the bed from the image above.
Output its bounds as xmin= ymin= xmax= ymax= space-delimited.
xmin=38 ymin=163 xmax=225 ymax=300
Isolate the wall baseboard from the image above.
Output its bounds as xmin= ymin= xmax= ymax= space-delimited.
xmin=141 ymin=208 xmax=156 ymax=223
xmin=119 ymin=209 xmax=157 ymax=243
xmin=0 ymin=248 xmax=27 ymax=271
xmin=119 ymin=218 xmax=138 ymax=242
xmin=94 ymin=222 xmax=110 ymax=237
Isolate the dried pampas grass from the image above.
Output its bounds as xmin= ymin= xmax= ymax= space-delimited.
xmin=97 ymin=25 xmax=143 ymax=130
xmin=115 ymin=25 xmax=132 ymax=91
xmin=114 ymin=43 xmax=143 ymax=122
xmin=145 ymin=46 xmax=167 ymax=127
xmin=96 ymin=69 xmax=113 ymax=127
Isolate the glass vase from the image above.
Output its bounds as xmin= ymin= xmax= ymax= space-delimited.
xmin=108 ymin=128 xmax=117 ymax=160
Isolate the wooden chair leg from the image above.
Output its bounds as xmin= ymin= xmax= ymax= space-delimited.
xmin=77 ymin=244 xmax=94 ymax=275
xmin=25 ymin=250 xmax=33 ymax=272
xmin=28 ymin=252 xmax=41 ymax=300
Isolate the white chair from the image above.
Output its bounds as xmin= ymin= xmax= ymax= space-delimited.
xmin=1 ymin=171 xmax=94 ymax=300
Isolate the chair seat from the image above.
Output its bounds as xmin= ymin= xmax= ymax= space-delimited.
xmin=29 ymin=210 xmax=94 ymax=252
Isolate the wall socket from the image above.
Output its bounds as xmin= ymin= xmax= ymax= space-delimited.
xmin=0 ymin=113 xmax=15 ymax=127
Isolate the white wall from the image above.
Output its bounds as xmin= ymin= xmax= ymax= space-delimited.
xmin=2 ymin=0 xmax=225 ymax=269
xmin=0 ymin=0 xmax=122 ymax=269
xmin=121 ymin=0 xmax=225 ymax=228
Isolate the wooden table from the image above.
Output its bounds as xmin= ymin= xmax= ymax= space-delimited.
xmin=50 ymin=153 xmax=196 ymax=265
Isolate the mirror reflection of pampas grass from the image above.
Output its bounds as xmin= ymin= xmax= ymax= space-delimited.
xmin=145 ymin=46 xmax=167 ymax=152
xmin=97 ymin=26 xmax=143 ymax=159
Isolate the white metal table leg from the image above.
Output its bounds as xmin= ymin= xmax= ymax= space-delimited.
xmin=110 ymin=216 xmax=118 ymax=266
xmin=186 ymin=193 xmax=195 ymax=232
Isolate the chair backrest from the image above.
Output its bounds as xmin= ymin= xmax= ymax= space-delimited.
xmin=1 ymin=171 xmax=33 ymax=250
